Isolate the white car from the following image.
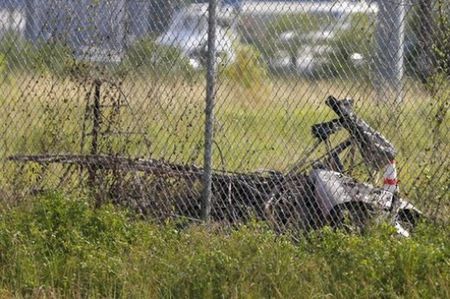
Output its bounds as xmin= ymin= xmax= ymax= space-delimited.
xmin=155 ymin=4 xmax=237 ymax=70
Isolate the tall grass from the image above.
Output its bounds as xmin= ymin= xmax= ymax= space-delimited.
xmin=0 ymin=193 xmax=448 ymax=298
xmin=0 ymin=74 xmax=447 ymax=218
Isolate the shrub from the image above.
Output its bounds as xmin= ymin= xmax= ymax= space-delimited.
xmin=319 ymin=13 xmax=375 ymax=79
xmin=31 ymin=41 xmax=74 ymax=76
xmin=0 ymin=193 xmax=448 ymax=298
xmin=0 ymin=32 xmax=75 ymax=76
xmin=0 ymin=193 xmax=138 ymax=297
xmin=0 ymin=53 xmax=6 ymax=78
xmin=404 ymin=0 xmax=450 ymax=80
xmin=0 ymin=32 xmax=34 ymax=72
xmin=223 ymin=45 xmax=268 ymax=89
xmin=121 ymin=38 xmax=195 ymax=79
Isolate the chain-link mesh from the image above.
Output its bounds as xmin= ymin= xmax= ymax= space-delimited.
xmin=0 ymin=0 xmax=448 ymax=234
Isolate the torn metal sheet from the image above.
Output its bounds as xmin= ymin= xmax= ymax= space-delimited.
xmin=6 ymin=96 xmax=422 ymax=236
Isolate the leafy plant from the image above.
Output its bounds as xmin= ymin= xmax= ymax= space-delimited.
xmin=0 ymin=32 xmax=75 ymax=76
xmin=0 ymin=192 xmax=448 ymax=298
xmin=0 ymin=53 xmax=6 ymax=78
xmin=31 ymin=41 xmax=74 ymax=76
xmin=320 ymin=13 xmax=375 ymax=79
xmin=0 ymin=32 xmax=34 ymax=72
xmin=121 ymin=37 xmax=195 ymax=79
xmin=223 ymin=45 xmax=267 ymax=89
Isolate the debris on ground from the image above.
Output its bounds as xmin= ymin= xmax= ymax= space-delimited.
xmin=7 ymin=96 xmax=422 ymax=235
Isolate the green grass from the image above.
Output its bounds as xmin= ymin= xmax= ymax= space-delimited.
xmin=0 ymin=74 xmax=448 ymax=219
xmin=0 ymin=192 xmax=448 ymax=298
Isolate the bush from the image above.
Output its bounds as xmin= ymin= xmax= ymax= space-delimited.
xmin=0 ymin=193 xmax=138 ymax=297
xmin=0 ymin=193 xmax=448 ymax=298
xmin=319 ymin=13 xmax=375 ymax=79
xmin=404 ymin=0 xmax=450 ymax=80
xmin=0 ymin=32 xmax=34 ymax=72
xmin=31 ymin=41 xmax=74 ymax=76
xmin=121 ymin=38 xmax=195 ymax=79
xmin=223 ymin=45 xmax=268 ymax=89
xmin=0 ymin=53 xmax=6 ymax=78
xmin=0 ymin=32 xmax=74 ymax=76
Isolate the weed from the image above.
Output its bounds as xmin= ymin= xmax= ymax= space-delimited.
xmin=0 ymin=193 xmax=448 ymax=298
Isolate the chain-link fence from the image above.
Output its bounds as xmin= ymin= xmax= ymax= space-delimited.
xmin=0 ymin=0 xmax=448 ymax=234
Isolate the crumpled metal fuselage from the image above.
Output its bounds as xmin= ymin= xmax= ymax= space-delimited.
xmin=311 ymin=169 xmax=421 ymax=236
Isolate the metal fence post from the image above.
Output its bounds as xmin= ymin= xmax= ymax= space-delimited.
xmin=201 ymin=0 xmax=218 ymax=221
xmin=25 ymin=0 xmax=37 ymax=41
xmin=416 ymin=0 xmax=436 ymax=83
xmin=89 ymin=79 xmax=102 ymax=207
xmin=374 ymin=0 xmax=406 ymax=103
xmin=3 ymin=0 xmax=448 ymax=234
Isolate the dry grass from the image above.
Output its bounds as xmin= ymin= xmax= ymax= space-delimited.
xmin=0 ymin=73 xmax=448 ymax=218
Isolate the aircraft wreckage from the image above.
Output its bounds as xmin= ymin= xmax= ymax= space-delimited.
xmin=8 ymin=96 xmax=421 ymax=236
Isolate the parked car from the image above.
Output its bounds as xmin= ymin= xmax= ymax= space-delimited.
xmin=155 ymin=4 xmax=237 ymax=70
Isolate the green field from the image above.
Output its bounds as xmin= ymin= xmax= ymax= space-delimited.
xmin=0 ymin=4 xmax=448 ymax=297
xmin=0 ymin=73 xmax=448 ymax=219
xmin=0 ymin=192 xmax=448 ymax=298
xmin=0 ymin=62 xmax=448 ymax=299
